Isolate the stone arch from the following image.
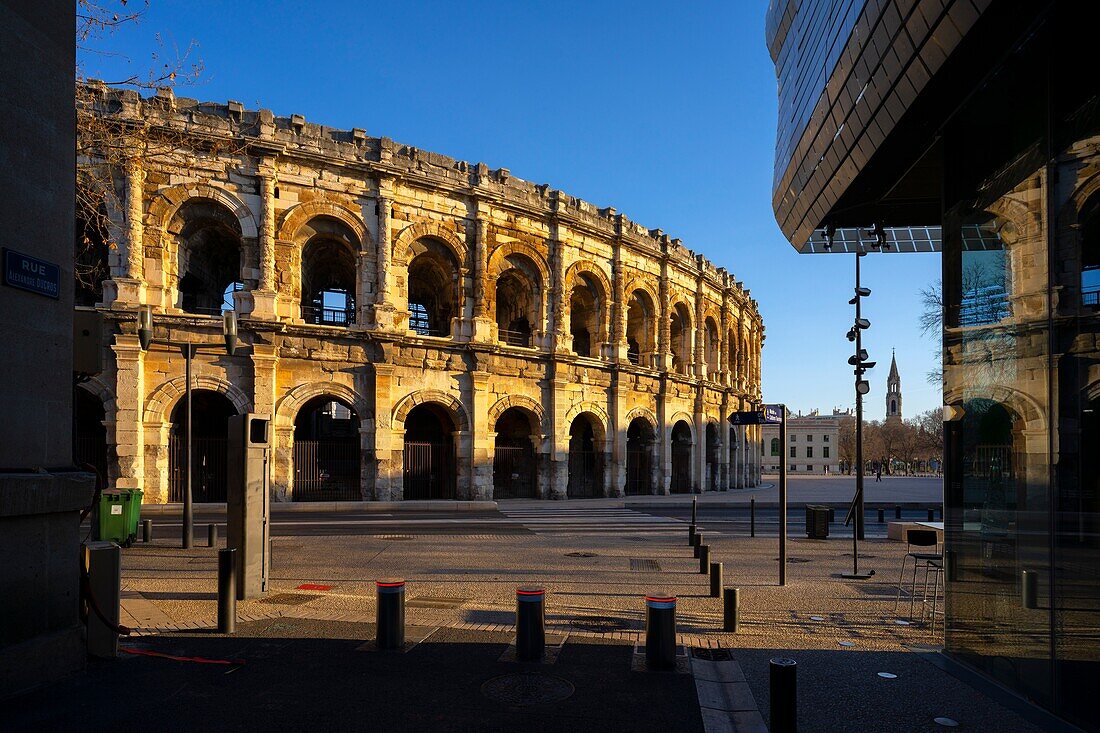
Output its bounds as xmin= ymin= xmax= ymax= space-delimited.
xmin=668 ymin=411 xmax=695 ymax=440
xmin=393 ymin=221 xmax=467 ymax=265
xmin=565 ymin=401 xmax=609 ymax=443
xmin=624 ymin=405 xmax=658 ymax=431
xmin=277 ymin=200 xmax=372 ymax=252
xmin=77 ymin=376 xmax=118 ymax=415
xmin=944 ymin=386 xmax=1046 ymax=434
xmin=563 ymin=261 xmax=612 ymax=301
xmin=148 ymin=183 xmax=259 ymax=244
xmin=275 ymin=381 xmax=371 ymax=428
xmin=488 ymin=394 xmax=545 ymax=434
xmin=487 ymin=245 xmax=548 ymax=341
xmin=144 ymin=375 xmax=252 ymax=425
xmin=623 ymin=276 xmax=659 ymax=307
xmin=487 ymin=242 xmax=550 ymax=284
xmin=392 ymin=389 xmax=470 ymax=433
xmin=1065 ymin=169 xmax=1100 ymax=227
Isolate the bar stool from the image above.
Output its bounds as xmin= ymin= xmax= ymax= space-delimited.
xmin=892 ymin=528 xmax=941 ymax=619
xmin=922 ymin=557 xmax=944 ymax=633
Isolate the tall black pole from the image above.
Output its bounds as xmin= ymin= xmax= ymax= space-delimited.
xmin=852 ymin=254 xmax=864 ymax=574
xmin=183 ymin=343 xmax=193 ymax=550
xmin=779 ymin=404 xmax=787 ymax=586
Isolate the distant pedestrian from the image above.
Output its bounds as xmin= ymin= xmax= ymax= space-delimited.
xmin=875 ymin=467 xmax=882 ymax=482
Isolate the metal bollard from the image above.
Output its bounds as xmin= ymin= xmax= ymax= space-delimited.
xmin=516 ymin=586 xmax=546 ymax=661
xmin=750 ymin=497 xmax=756 ymax=537
xmin=938 ymin=506 xmax=944 ymax=520
xmin=699 ymin=544 xmax=711 ymax=574
xmin=828 ymin=508 xmax=835 ymax=523
xmin=877 ymin=508 xmax=885 ymax=523
xmin=693 ymin=533 xmax=704 ymax=558
xmin=895 ymin=506 xmax=902 ymax=520
xmin=1021 ymin=570 xmax=1038 ymax=610
xmin=142 ymin=519 xmax=152 ymax=543
xmin=208 ymin=523 xmax=218 ymax=548
xmin=217 ymin=547 xmax=236 ymax=634
xmin=709 ymin=562 xmax=723 ymax=598
xmin=691 ymin=496 xmax=698 ymax=525
xmin=375 ymin=579 xmax=406 ymax=650
xmin=688 ymin=524 xmax=697 ymax=546
xmin=928 ymin=508 xmax=935 ymax=522
xmin=770 ymin=657 xmax=798 ymax=733
xmin=723 ymin=588 xmax=739 ymax=632
xmin=644 ymin=593 xmax=677 ymax=671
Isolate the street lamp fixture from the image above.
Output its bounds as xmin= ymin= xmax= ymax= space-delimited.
xmin=137 ymin=305 xmax=240 ymax=549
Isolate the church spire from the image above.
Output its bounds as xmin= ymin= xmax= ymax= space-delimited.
xmin=888 ymin=348 xmax=900 ymax=382
xmin=886 ymin=349 xmax=902 ymax=422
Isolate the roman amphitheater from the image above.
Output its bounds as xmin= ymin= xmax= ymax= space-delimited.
xmin=73 ymin=86 xmax=764 ymax=504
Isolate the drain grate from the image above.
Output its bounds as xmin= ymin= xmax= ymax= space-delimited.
xmin=629 ymin=558 xmax=661 ymax=572
xmin=571 ymin=617 xmax=632 ymax=633
xmin=481 ymin=673 xmax=574 ymax=706
xmin=259 ymin=593 xmax=322 ymax=606
xmin=565 ymin=552 xmax=597 ymax=558
xmin=406 ymin=596 xmax=468 ymax=609
xmin=692 ymin=648 xmax=733 ymax=661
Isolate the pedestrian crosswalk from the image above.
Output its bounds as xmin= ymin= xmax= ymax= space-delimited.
xmin=498 ymin=505 xmax=689 ymax=537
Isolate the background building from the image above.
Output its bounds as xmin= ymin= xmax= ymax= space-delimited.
xmin=768 ymin=0 xmax=1099 ymax=728
xmin=762 ymin=408 xmax=841 ymax=475
xmin=75 ymin=89 xmax=765 ymax=504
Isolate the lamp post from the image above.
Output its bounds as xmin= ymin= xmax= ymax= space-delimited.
xmin=138 ymin=306 xmax=238 ymax=549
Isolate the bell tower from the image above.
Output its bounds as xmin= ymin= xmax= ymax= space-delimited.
xmin=885 ymin=349 xmax=902 ymax=423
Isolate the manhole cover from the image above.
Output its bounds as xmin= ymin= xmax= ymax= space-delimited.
xmin=692 ymin=648 xmax=733 ymax=661
xmin=571 ymin=617 xmax=632 ymax=632
xmin=259 ymin=593 xmax=322 ymax=606
xmin=773 ymin=557 xmax=812 ymax=563
xmin=565 ymin=552 xmax=597 ymax=558
xmin=481 ymin=673 xmax=574 ymax=706
xmin=629 ymin=558 xmax=661 ymax=572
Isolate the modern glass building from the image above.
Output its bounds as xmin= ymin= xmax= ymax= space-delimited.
xmin=767 ymin=1 xmax=1099 ymax=729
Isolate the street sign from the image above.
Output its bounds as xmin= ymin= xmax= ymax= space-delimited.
xmin=728 ymin=410 xmax=763 ymax=426
xmin=3 ymin=248 xmax=60 ymax=299
xmin=763 ymin=404 xmax=784 ymax=424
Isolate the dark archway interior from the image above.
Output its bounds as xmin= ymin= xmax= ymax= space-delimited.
xmin=706 ymin=423 xmax=720 ymax=490
xmin=495 ymin=270 xmax=535 ymax=346
xmin=408 ymin=251 xmax=457 ymax=337
xmin=670 ymin=306 xmax=690 ymax=374
xmin=626 ymin=417 xmax=655 ymax=495
xmin=74 ymin=388 xmax=108 ymax=482
xmin=670 ymin=420 xmax=693 ymax=493
xmin=626 ymin=291 xmax=654 ymax=366
xmin=301 ymin=237 xmax=357 ymax=325
xmin=176 ymin=201 xmax=242 ymax=315
xmin=567 ymin=415 xmax=602 ymax=498
xmin=404 ymin=403 xmax=457 ymax=499
xmin=169 ymin=389 xmax=237 ymax=502
xmin=493 ymin=407 xmax=537 ymax=499
xmin=569 ymin=278 xmax=599 ymax=357
xmin=293 ymin=396 xmax=360 ymax=501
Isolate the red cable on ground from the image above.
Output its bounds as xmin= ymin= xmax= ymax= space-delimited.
xmin=121 ymin=647 xmax=246 ymax=666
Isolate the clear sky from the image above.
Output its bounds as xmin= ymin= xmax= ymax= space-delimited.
xmin=80 ymin=0 xmax=943 ymax=420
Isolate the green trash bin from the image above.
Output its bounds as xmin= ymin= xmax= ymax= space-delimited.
xmin=96 ymin=489 xmax=143 ymax=546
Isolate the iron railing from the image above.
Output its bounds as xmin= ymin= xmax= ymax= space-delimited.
xmin=625 ymin=446 xmax=653 ymax=495
xmin=302 ymin=305 xmax=356 ymax=326
xmin=169 ymin=436 xmax=227 ymax=503
xmin=567 ymin=449 xmax=602 ymax=498
xmin=493 ymin=444 xmax=537 ymax=499
xmin=403 ymin=441 xmax=455 ymax=499
xmin=670 ymin=442 xmax=692 ymax=493
xmin=293 ymin=438 xmax=361 ymax=501
xmin=498 ymin=329 xmax=532 ymax=347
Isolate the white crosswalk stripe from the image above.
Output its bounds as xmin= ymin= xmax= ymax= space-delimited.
xmin=498 ymin=506 xmax=691 ymax=536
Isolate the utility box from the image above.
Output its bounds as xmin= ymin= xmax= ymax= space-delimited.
xmin=805 ymin=505 xmax=830 ymax=539
xmin=227 ymin=413 xmax=271 ymax=599
xmin=83 ymin=541 xmax=120 ymax=658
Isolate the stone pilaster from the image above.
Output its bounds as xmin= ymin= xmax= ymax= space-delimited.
xmin=469 ymin=209 xmax=495 ymax=342
xmin=372 ymin=178 xmax=396 ymax=330
xmin=609 ymin=234 xmax=628 ymax=362
xmin=656 ymin=255 xmax=672 ymax=371
xmin=251 ymin=344 xmax=284 ymax=498
xmin=469 ymin=370 xmax=492 ymax=499
xmin=658 ymin=376 xmax=672 ymax=495
xmin=550 ymin=216 xmax=569 ymax=354
xmin=251 ymin=162 xmax=279 ymax=319
xmin=719 ymin=392 xmax=730 ymax=490
xmin=372 ymin=363 xmax=398 ymax=500
xmin=694 ymin=276 xmax=705 ymax=380
xmin=548 ymin=372 xmax=570 ymax=499
xmin=112 ymin=156 xmax=145 ymax=305
xmin=609 ymin=371 xmax=626 ymax=497
xmin=693 ymin=401 xmax=705 ymax=494
xmin=112 ymin=334 xmax=145 ymax=493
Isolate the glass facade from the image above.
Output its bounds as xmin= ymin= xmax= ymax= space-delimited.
xmin=941 ymin=9 xmax=1100 ymax=728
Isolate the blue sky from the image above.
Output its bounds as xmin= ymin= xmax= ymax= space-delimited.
xmin=81 ymin=0 xmax=943 ymax=419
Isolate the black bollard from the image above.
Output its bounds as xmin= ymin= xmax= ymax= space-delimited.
xmin=208 ymin=523 xmax=218 ymax=548
xmin=142 ymin=519 xmax=152 ymax=543
xmin=693 ymin=533 xmax=704 ymax=558
xmin=750 ymin=497 xmax=756 ymax=537
xmin=376 ymin=579 xmax=406 ymax=650
xmin=937 ymin=506 xmax=943 ymax=520
xmin=217 ymin=547 xmax=236 ymax=634
xmin=770 ymin=657 xmax=798 ymax=733
xmin=895 ymin=506 xmax=902 ymax=520
xmin=699 ymin=544 xmax=711 ymax=574
xmin=691 ymin=496 xmax=698 ymax=525
xmin=723 ymin=588 xmax=739 ymax=632
xmin=516 ymin=587 xmax=546 ymax=660
xmin=688 ymin=524 xmax=697 ymax=546
xmin=877 ymin=508 xmax=885 ymax=523
xmin=710 ymin=562 xmax=723 ymax=598
xmin=828 ymin=507 xmax=835 ymax=523
xmin=928 ymin=508 xmax=935 ymax=522
xmin=644 ymin=593 xmax=677 ymax=671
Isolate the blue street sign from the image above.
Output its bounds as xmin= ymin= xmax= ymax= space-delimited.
xmin=3 ymin=248 xmax=60 ymax=299
xmin=763 ymin=404 xmax=784 ymax=424
xmin=728 ymin=411 xmax=763 ymax=426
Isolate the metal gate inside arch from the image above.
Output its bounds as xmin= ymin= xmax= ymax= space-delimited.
xmin=402 ymin=403 xmax=457 ymax=500
xmin=293 ymin=396 xmax=361 ymax=501
xmin=493 ymin=406 xmax=537 ymax=499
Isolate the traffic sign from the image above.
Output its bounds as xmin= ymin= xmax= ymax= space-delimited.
xmin=763 ymin=404 xmax=784 ymax=424
xmin=728 ymin=411 xmax=763 ymax=426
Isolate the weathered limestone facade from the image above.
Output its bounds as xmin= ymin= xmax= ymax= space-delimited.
xmin=77 ymin=87 xmax=764 ymax=503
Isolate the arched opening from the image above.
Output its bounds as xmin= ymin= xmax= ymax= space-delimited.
xmin=403 ymin=403 xmax=457 ymax=499
xmin=567 ymin=414 xmax=603 ymax=498
xmin=669 ymin=303 xmax=692 ymax=375
xmin=626 ymin=417 xmax=656 ymax=495
xmin=770 ymin=437 xmax=780 ymax=456
xmin=706 ymin=422 xmax=720 ymax=491
xmin=1080 ymin=193 xmax=1100 ymax=306
xmin=174 ymin=200 xmax=244 ymax=315
xmin=493 ymin=407 xmax=538 ymax=499
xmin=301 ymin=218 xmax=358 ymax=325
xmin=73 ymin=388 xmax=108 ymax=482
xmin=169 ymin=390 xmax=237 ymax=502
xmin=407 ymin=242 xmax=459 ymax=337
xmin=954 ymin=211 xmax=1013 ymax=327
xmin=293 ymin=396 xmax=361 ymax=501
xmin=626 ymin=290 xmax=655 ymax=366
xmin=704 ymin=318 xmax=720 ymax=377
xmin=890 ymin=399 xmax=898 ymax=414
xmin=670 ymin=420 xmax=693 ymax=493
xmin=75 ymin=204 xmax=110 ymax=307
xmin=495 ymin=267 xmax=536 ymax=347
xmin=569 ymin=275 xmax=602 ymax=358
